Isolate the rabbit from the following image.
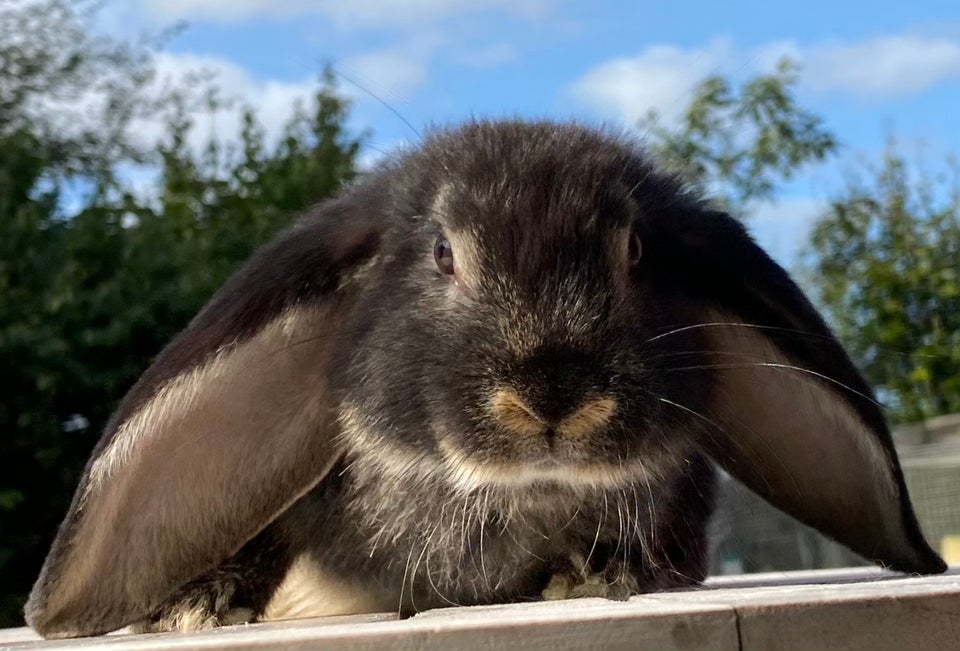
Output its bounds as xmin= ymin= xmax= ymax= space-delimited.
xmin=25 ymin=120 xmax=946 ymax=639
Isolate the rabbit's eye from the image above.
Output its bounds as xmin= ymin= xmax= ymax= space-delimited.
xmin=434 ymin=236 xmax=455 ymax=275
xmin=628 ymin=231 xmax=642 ymax=266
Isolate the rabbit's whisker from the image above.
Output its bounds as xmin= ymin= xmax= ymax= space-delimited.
xmin=409 ymin=522 xmax=442 ymax=613
xmin=505 ymin=521 xmax=545 ymax=562
xmin=663 ymin=362 xmax=883 ymax=408
xmin=644 ymin=322 xmax=832 ymax=344
xmin=425 ymin=525 xmax=462 ymax=607
xmin=612 ymin=497 xmax=624 ymax=569
xmin=478 ymin=489 xmax=491 ymax=590
xmin=646 ymin=349 xmax=768 ymax=361
xmin=398 ymin=540 xmax=418 ymax=617
xmin=581 ymin=493 xmax=606 ymax=576
xmin=639 ymin=466 xmax=658 ymax=569
xmin=617 ymin=492 xmax=628 ymax=583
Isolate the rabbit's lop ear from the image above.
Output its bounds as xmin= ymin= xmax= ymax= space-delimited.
xmin=647 ymin=207 xmax=945 ymax=575
xmin=26 ymin=194 xmax=384 ymax=638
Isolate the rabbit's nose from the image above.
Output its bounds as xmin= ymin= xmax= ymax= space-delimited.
xmin=503 ymin=344 xmax=611 ymax=417
xmin=489 ymin=388 xmax=618 ymax=439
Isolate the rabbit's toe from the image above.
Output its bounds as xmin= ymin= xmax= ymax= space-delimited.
xmin=541 ymin=553 xmax=639 ymax=601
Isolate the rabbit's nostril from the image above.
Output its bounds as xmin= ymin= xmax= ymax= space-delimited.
xmin=558 ymin=397 xmax=617 ymax=438
xmin=488 ymin=388 xmax=617 ymax=439
xmin=489 ymin=388 xmax=545 ymax=437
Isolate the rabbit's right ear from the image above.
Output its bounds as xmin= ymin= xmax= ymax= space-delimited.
xmin=641 ymin=205 xmax=944 ymax=576
xmin=25 ymin=193 xmax=385 ymax=639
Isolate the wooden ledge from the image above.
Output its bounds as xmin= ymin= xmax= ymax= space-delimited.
xmin=3 ymin=567 xmax=958 ymax=651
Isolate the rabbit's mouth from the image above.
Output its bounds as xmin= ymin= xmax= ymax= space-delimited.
xmin=434 ymin=435 xmax=668 ymax=492
xmin=338 ymin=394 xmax=675 ymax=492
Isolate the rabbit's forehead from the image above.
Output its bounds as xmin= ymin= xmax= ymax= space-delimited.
xmin=428 ymin=173 xmax=635 ymax=238
xmin=418 ymin=122 xmax=642 ymax=234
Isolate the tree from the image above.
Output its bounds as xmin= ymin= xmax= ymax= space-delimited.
xmin=0 ymin=0 xmax=157 ymax=623
xmin=0 ymin=1 xmax=362 ymax=625
xmin=809 ymin=146 xmax=960 ymax=423
xmin=643 ymin=58 xmax=837 ymax=215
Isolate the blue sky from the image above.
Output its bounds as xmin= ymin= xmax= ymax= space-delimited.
xmin=97 ymin=0 xmax=960 ymax=266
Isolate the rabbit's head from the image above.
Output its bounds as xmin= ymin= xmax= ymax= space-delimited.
xmin=338 ymin=122 xmax=711 ymax=492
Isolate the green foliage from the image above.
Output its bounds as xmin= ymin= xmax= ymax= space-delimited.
xmin=643 ymin=59 xmax=837 ymax=214
xmin=810 ymin=147 xmax=960 ymax=423
xmin=0 ymin=1 xmax=361 ymax=626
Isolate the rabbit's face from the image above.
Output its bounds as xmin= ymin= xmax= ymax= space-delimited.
xmin=339 ymin=123 xmax=710 ymax=492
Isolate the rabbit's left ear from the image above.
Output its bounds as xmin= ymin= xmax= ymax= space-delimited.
xmin=645 ymin=207 xmax=945 ymax=575
xmin=25 ymin=194 xmax=386 ymax=638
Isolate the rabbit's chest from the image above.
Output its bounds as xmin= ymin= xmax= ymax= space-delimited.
xmin=274 ymin=463 xmax=673 ymax=615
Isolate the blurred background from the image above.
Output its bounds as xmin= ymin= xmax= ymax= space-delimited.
xmin=1 ymin=0 xmax=959 ymax=628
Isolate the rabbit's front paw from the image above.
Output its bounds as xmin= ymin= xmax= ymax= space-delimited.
xmin=541 ymin=553 xmax=639 ymax=601
xmin=131 ymin=575 xmax=255 ymax=633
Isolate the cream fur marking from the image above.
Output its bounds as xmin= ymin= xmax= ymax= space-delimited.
xmin=488 ymin=388 xmax=547 ymax=438
xmin=88 ymin=308 xmax=326 ymax=495
xmin=262 ymin=555 xmax=383 ymax=621
xmin=436 ymin=438 xmax=670 ymax=492
xmin=338 ymin=403 xmax=447 ymax=486
xmin=559 ymin=397 xmax=618 ymax=438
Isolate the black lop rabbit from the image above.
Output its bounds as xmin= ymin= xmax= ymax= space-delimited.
xmin=26 ymin=120 xmax=945 ymax=638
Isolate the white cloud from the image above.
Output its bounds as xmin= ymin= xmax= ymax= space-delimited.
xmin=139 ymin=0 xmax=552 ymax=28
xmin=567 ymin=34 xmax=960 ymax=127
xmin=339 ymin=40 xmax=437 ymax=101
xmin=19 ymin=43 xmax=423 ymax=190
xmin=566 ymin=39 xmax=734 ymax=127
xmin=115 ymin=51 xmax=430 ymax=196
xmin=131 ymin=52 xmax=319 ymax=155
xmin=77 ymin=53 xmax=323 ymax=203
xmin=91 ymin=2 xmax=157 ymax=39
xmin=94 ymin=50 xmax=347 ymax=204
xmin=748 ymin=40 xmax=803 ymax=71
xmin=801 ymin=36 xmax=960 ymax=98
xmin=332 ymin=38 xmax=515 ymax=105
xmin=14 ymin=50 xmax=320 ymax=164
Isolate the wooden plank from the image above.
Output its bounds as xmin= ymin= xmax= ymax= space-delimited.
xmin=3 ymin=568 xmax=957 ymax=651
xmin=647 ymin=571 xmax=960 ymax=651
xmin=0 ymin=630 xmax=40 ymax=645
xmin=2 ymin=598 xmax=738 ymax=651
